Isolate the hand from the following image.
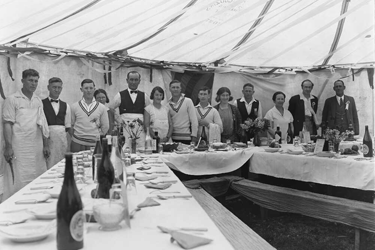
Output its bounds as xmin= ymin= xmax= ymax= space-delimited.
xmin=160 ymin=137 xmax=169 ymax=143
xmin=4 ymin=146 xmax=14 ymax=163
xmin=198 ymin=119 xmax=209 ymax=127
xmin=43 ymin=146 xmax=50 ymax=159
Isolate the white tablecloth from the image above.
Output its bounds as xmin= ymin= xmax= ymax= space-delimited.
xmin=160 ymin=147 xmax=263 ymax=175
xmin=250 ymin=145 xmax=375 ymax=191
xmin=0 ymin=154 xmax=235 ymax=250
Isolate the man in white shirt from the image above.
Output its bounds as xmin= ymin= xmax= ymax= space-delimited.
xmin=288 ymin=79 xmax=319 ymax=137
xmin=42 ymin=77 xmax=71 ymax=169
xmin=234 ymin=83 xmax=262 ymax=140
xmin=110 ymin=71 xmax=150 ymax=149
xmin=195 ymin=87 xmax=223 ymax=143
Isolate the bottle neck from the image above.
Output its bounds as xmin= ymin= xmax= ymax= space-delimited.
xmin=63 ymin=154 xmax=74 ymax=185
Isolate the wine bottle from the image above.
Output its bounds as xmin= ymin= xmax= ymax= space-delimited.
xmin=92 ymin=135 xmax=103 ymax=181
xmin=286 ymin=124 xmax=293 ymax=144
xmin=201 ymin=126 xmax=208 ymax=145
xmin=96 ymin=138 xmax=115 ymax=199
xmin=275 ymin=125 xmax=282 ymax=144
xmin=57 ymin=153 xmax=84 ymax=250
xmin=118 ymin=125 xmax=125 ymax=150
xmin=110 ymin=135 xmax=125 ymax=181
xmin=363 ymin=125 xmax=373 ymax=157
xmin=152 ymin=131 xmax=160 ymax=153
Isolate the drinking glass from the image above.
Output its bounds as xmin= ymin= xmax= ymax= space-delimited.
xmin=226 ymin=139 xmax=232 ymax=150
xmin=189 ymin=142 xmax=195 ymax=153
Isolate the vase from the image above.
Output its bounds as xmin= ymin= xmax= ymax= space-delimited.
xmin=253 ymin=133 xmax=261 ymax=147
xmin=130 ymin=138 xmax=137 ymax=154
xmin=333 ymin=141 xmax=340 ymax=153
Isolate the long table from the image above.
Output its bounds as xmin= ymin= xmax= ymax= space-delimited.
xmin=160 ymin=145 xmax=374 ymax=191
xmin=0 ymin=152 xmax=273 ymax=250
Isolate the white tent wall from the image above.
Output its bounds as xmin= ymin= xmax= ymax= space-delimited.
xmin=212 ymin=69 xmax=374 ymax=135
xmin=0 ymin=54 xmax=173 ymax=190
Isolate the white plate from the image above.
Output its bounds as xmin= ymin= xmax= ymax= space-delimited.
xmin=287 ymin=150 xmax=304 ymax=155
xmin=264 ymin=148 xmax=280 ymax=153
xmin=0 ymin=221 xmax=55 ymax=243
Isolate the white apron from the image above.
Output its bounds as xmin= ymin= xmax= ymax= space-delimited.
xmin=3 ymin=106 xmax=48 ymax=200
xmin=120 ymin=113 xmax=145 ymax=150
xmin=47 ymin=125 xmax=68 ymax=169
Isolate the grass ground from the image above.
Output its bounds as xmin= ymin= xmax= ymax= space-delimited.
xmin=223 ymin=196 xmax=375 ymax=250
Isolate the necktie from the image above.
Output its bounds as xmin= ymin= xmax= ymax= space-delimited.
xmin=50 ymin=99 xmax=59 ymax=103
xmin=340 ymin=98 xmax=343 ymax=106
xmin=130 ymin=90 xmax=138 ymax=94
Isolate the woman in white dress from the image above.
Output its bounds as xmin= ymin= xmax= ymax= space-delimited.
xmin=264 ymin=91 xmax=294 ymax=141
xmin=144 ymin=87 xmax=173 ymax=142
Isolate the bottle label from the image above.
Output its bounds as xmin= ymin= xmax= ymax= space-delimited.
xmin=70 ymin=210 xmax=84 ymax=241
xmin=363 ymin=144 xmax=369 ymax=155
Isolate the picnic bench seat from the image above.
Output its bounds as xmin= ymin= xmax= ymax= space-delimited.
xmin=188 ymin=187 xmax=276 ymax=250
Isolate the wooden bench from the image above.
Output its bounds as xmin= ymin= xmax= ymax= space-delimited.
xmin=231 ymin=179 xmax=375 ymax=250
xmin=188 ymin=187 xmax=276 ymax=250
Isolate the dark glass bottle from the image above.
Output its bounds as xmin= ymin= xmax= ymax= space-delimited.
xmin=92 ymin=135 xmax=103 ymax=181
xmin=118 ymin=125 xmax=125 ymax=150
xmin=57 ymin=153 xmax=84 ymax=250
xmin=275 ymin=125 xmax=282 ymax=144
xmin=363 ymin=125 xmax=373 ymax=157
xmin=201 ymin=126 xmax=208 ymax=145
xmin=96 ymin=138 xmax=115 ymax=199
xmin=153 ymin=131 xmax=160 ymax=153
xmin=286 ymin=124 xmax=293 ymax=144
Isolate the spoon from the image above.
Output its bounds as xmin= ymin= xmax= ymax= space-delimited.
xmin=129 ymin=208 xmax=141 ymax=219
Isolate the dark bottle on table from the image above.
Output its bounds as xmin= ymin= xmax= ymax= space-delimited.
xmin=152 ymin=131 xmax=160 ymax=153
xmin=286 ymin=124 xmax=293 ymax=144
xmin=275 ymin=125 xmax=282 ymax=144
xmin=96 ymin=138 xmax=115 ymax=199
xmin=57 ymin=153 xmax=84 ymax=250
xmin=201 ymin=126 xmax=208 ymax=145
xmin=363 ymin=125 xmax=373 ymax=157
xmin=118 ymin=125 xmax=126 ymax=150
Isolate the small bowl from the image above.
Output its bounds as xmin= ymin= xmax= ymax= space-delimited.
xmin=161 ymin=143 xmax=179 ymax=152
xmin=93 ymin=203 xmax=125 ymax=231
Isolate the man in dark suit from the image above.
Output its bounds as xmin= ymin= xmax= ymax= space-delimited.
xmin=288 ymin=79 xmax=319 ymax=137
xmin=322 ymin=80 xmax=359 ymax=134
xmin=42 ymin=77 xmax=71 ymax=169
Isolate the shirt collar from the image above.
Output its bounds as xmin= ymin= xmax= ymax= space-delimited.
xmin=48 ymin=97 xmax=59 ymax=101
xmin=336 ymin=95 xmax=345 ymax=102
xmin=196 ymin=103 xmax=212 ymax=109
xmin=80 ymin=98 xmax=96 ymax=105
xmin=128 ymin=89 xmax=138 ymax=93
xmin=300 ymin=94 xmax=311 ymax=100
xmin=169 ymin=94 xmax=185 ymax=104
xmin=16 ymin=89 xmax=36 ymax=100
xmin=239 ymin=96 xmax=256 ymax=104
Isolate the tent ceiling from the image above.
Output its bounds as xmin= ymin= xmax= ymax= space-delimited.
xmin=0 ymin=0 xmax=374 ymax=69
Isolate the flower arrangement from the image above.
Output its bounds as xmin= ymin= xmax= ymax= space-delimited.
xmin=122 ymin=118 xmax=144 ymax=140
xmin=240 ymin=118 xmax=270 ymax=135
xmin=324 ymin=128 xmax=350 ymax=143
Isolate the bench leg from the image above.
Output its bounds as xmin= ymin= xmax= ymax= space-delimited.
xmin=355 ymin=228 xmax=369 ymax=250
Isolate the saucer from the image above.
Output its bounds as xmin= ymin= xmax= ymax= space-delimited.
xmin=264 ymin=148 xmax=280 ymax=153
xmin=0 ymin=221 xmax=55 ymax=243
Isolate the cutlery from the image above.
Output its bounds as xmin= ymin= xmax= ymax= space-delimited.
xmin=156 ymin=195 xmax=192 ymax=200
xmin=129 ymin=208 xmax=141 ymax=219
xmin=149 ymin=180 xmax=177 ymax=185
xmin=157 ymin=225 xmax=208 ymax=234
xmin=30 ymin=186 xmax=54 ymax=190
xmin=136 ymin=171 xmax=169 ymax=175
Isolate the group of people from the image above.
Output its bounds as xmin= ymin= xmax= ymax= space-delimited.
xmin=1 ymin=68 xmax=359 ymax=199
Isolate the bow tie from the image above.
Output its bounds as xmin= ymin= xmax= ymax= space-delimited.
xmin=130 ymin=90 xmax=138 ymax=94
xmin=50 ymin=99 xmax=59 ymax=103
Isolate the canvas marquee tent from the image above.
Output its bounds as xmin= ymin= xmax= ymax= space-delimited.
xmin=0 ymin=0 xmax=374 ymax=197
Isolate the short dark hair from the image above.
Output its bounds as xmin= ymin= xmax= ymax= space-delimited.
xmin=301 ymin=79 xmax=314 ymax=87
xmin=22 ymin=69 xmax=39 ymax=79
xmin=198 ymin=86 xmax=211 ymax=94
xmin=169 ymin=79 xmax=181 ymax=87
xmin=81 ymin=79 xmax=95 ymax=87
xmin=94 ymin=89 xmax=109 ymax=103
xmin=243 ymin=83 xmax=254 ymax=89
xmin=215 ymin=87 xmax=233 ymax=102
xmin=150 ymin=86 xmax=165 ymax=100
xmin=272 ymin=91 xmax=286 ymax=101
xmin=48 ymin=77 xmax=62 ymax=85
xmin=127 ymin=71 xmax=141 ymax=79
xmin=334 ymin=79 xmax=345 ymax=86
